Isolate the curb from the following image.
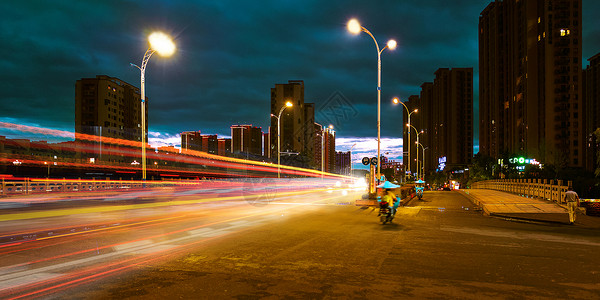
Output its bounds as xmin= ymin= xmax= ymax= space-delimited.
xmin=458 ymin=190 xmax=485 ymax=214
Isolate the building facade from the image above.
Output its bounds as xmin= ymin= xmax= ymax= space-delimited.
xmin=584 ymin=53 xmax=600 ymax=172
xmin=270 ymin=80 xmax=316 ymax=164
xmin=263 ymin=132 xmax=271 ymax=158
xmin=218 ymin=138 xmax=231 ymax=157
xmin=335 ymin=151 xmax=351 ymax=175
xmin=420 ymin=82 xmax=435 ymax=174
xmin=313 ymin=123 xmax=336 ymax=173
xmin=414 ymin=68 xmax=473 ymax=175
xmin=181 ymin=131 xmax=202 ymax=152
xmin=75 ymin=75 xmax=146 ymax=163
xmin=313 ymin=123 xmax=323 ymax=170
xmin=479 ymin=0 xmax=583 ymax=168
xmin=201 ymin=134 xmax=218 ymax=155
xmin=75 ymin=75 xmax=146 ymax=142
xmin=231 ymin=125 xmax=262 ymax=156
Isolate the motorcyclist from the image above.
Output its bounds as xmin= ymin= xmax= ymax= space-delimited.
xmin=382 ymin=188 xmax=399 ymax=217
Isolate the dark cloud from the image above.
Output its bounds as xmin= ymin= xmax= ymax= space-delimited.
xmin=0 ymin=0 xmax=598 ymax=146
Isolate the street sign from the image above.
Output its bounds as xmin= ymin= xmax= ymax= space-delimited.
xmin=370 ymin=157 xmax=378 ymax=166
xmin=362 ymin=157 xmax=370 ymax=165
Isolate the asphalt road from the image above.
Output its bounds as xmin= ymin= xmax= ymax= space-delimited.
xmin=43 ymin=189 xmax=600 ymax=299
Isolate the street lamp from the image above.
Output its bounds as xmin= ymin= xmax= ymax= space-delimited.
xmin=416 ymin=142 xmax=428 ymax=181
xmin=348 ymin=18 xmax=396 ymax=182
xmin=131 ymin=31 xmax=176 ymax=183
xmin=392 ymin=97 xmax=417 ymax=182
xmin=271 ymin=101 xmax=293 ymax=178
xmin=407 ymin=124 xmax=423 ymax=180
xmin=13 ymin=160 xmax=21 ymax=175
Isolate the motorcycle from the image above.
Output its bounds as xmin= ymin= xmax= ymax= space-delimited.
xmin=378 ymin=202 xmax=394 ymax=224
xmin=416 ymin=187 xmax=423 ymax=200
xmin=415 ymin=179 xmax=425 ymax=200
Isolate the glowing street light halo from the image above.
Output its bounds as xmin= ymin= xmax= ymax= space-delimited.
xmin=347 ymin=19 xmax=362 ymax=35
xmin=387 ymin=39 xmax=397 ymax=50
xmin=148 ymin=31 xmax=176 ymax=57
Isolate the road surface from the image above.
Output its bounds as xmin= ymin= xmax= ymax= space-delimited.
xmin=1 ymin=187 xmax=599 ymax=299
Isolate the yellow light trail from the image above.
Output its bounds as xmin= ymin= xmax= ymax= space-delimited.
xmin=0 ymin=187 xmax=345 ymax=222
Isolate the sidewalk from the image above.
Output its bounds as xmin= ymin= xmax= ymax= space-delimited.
xmin=460 ymin=189 xmax=600 ymax=228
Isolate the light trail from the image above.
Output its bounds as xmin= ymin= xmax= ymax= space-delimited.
xmin=0 ymin=122 xmax=352 ymax=180
xmin=0 ymin=189 xmax=360 ymax=299
xmin=0 ymin=187 xmax=337 ymax=222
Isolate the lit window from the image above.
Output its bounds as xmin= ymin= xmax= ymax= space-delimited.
xmin=538 ymin=35 xmax=541 ymax=41
xmin=538 ymin=17 xmax=541 ymax=23
xmin=560 ymin=29 xmax=570 ymax=36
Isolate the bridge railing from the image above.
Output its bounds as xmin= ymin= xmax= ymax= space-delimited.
xmin=0 ymin=178 xmax=148 ymax=196
xmin=471 ymin=179 xmax=572 ymax=205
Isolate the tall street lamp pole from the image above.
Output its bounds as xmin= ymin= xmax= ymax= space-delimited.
xmin=348 ymin=19 xmax=396 ymax=183
xmin=416 ymin=142 xmax=428 ymax=181
xmin=271 ymin=101 xmax=293 ymax=179
xmin=392 ymin=97 xmax=417 ymax=182
xmin=131 ymin=32 xmax=175 ymax=183
xmin=407 ymin=124 xmax=423 ymax=180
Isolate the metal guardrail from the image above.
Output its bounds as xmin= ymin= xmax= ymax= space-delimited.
xmin=471 ymin=179 xmax=572 ymax=205
xmin=0 ymin=178 xmax=145 ymax=196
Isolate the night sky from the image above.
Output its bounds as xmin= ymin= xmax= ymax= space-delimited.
xmin=1 ymin=1 xmax=599 ymax=167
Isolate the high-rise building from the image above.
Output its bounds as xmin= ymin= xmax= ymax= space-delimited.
xmin=335 ymin=151 xmax=351 ymax=175
xmin=263 ymin=132 xmax=271 ymax=158
xmin=75 ymin=75 xmax=146 ymax=163
xmin=181 ymin=131 xmax=218 ymax=155
xmin=479 ymin=0 xmax=583 ymax=168
xmin=414 ymin=68 xmax=473 ymax=174
xmin=181 ymin=131 xmax=202 ymax=151
xmin=434 ymin=68 xmax=473 ymax=169
xmin=584 ymin=53 xmax=600 ymax=172
xmin=270 ymin=80 xmax=315 ymax=163
xmin=324 ymin=125 xmax=336 ymax=173
xmin=231 ymin=125 xmax=262 ymax=156
xmin=75 ymin=75 xmax=146 ymax=142
xmin=201 ymin=134 xmax=218 ymax=155
xmin=313 ymin=123 xmax=323 ymax=169
xmin=218 ymin=138 xmax=231 ymax=156
xmin=304 ymin=102 xmax=315 ymax=163
xmin=313 ymin=123 xmax=335 ymax=173
xmin=420 ymin=82 xmax=434 ymax=173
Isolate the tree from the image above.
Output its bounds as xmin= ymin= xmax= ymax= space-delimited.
xmin=595 ymin=129 xmax=600 ymax=177
xmin=381 ymin=167 xmax=396 ymax=183
xmin=467 ymin=152 xmax=494 ymax=185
